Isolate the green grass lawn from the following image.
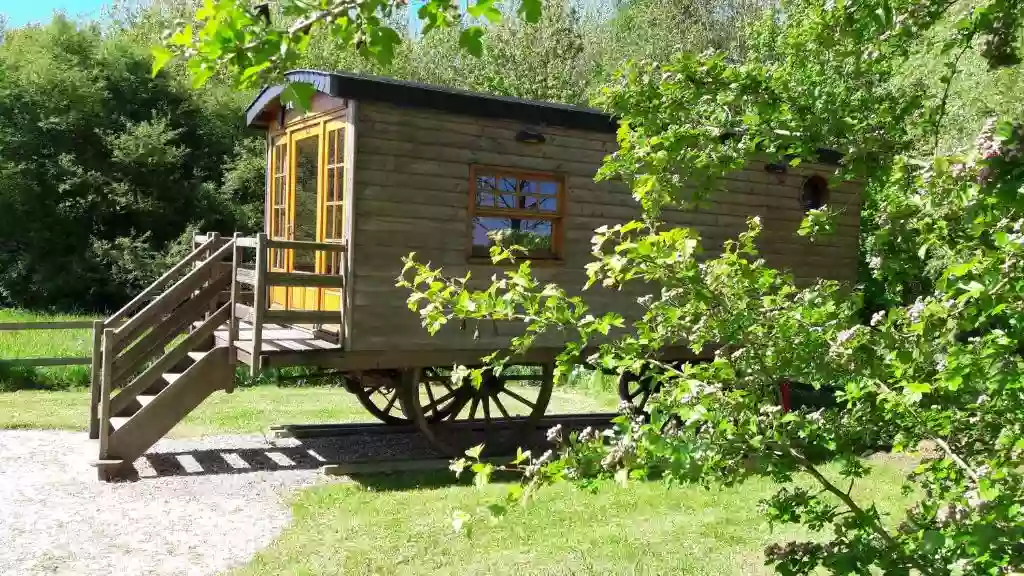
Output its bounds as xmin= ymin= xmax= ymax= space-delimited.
xmin=235 ymin=455 xmax=916 ymax=576
xmin=0 ymin=384 xmax=617 ymax=436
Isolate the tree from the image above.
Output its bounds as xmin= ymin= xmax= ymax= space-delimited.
xmin=0 ymin=16 xmax=258 ymax=311
xmin=153 ymin=0 xmax=547 ymax=96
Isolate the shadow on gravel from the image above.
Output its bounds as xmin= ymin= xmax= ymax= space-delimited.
xmin=135 ymin=433 xmax=446 ymax=480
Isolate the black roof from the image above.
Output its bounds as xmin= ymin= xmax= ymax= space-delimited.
xmin=245 ymin=69 xmax=618 ymax=133
xmin=245 ymin=69 xmax=844 ymax=165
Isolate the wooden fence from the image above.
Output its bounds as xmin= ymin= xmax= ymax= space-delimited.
xmin=0 ymin=321 xmax=96 ymax=367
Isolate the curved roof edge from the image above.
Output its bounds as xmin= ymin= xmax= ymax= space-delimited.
xmin=244 ymin=69 xmax=618 ymax=133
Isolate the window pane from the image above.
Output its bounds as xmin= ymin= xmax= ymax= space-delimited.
xmin=498 ymin=177 xmax=518 ymax=193
xmin=538 ymin=181 xmax=558 ymax=196
xmin=539 ymin=197 xmax=557 ymax=212
xmin=521 ymin=180 xmax=536 ymax=194
xmin=472 ymin=216 xmax=553 ymax=257
xmin=293 ymin=135 xmax=319 ymax=272
xmin=497 ymin=194 xmax=517 ymax=209
xmin=475 ymin=175 xmax=496 ymax=207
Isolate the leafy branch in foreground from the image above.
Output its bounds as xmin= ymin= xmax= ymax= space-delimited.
xmin=154 ymin=0 xmax=545 ymax=94
xmin=399 ymin=0 xmax=1024 ymax=573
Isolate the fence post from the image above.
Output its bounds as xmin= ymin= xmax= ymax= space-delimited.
xmin=98 ymin=328 xmax=115 ymax=460
xmin=88 ymin=320 xmax=104 ymax=439
xmin=251 ymin=233 xmax=268 ymax=378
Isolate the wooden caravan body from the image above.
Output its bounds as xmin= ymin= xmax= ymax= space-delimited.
xmin=89 ymin=70 xmax=862 ymax=478
xmin=244 ymin=70 xmax=861 ymax=363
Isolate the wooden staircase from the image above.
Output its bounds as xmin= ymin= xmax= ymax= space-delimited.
xmin=91 ymin=234 xmax=241 ymax=480
xmin=88 ymin=232 xmax=347 ymax=480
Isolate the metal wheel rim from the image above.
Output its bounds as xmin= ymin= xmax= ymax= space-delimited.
xmin=400 ymin=364 xmax=554 ymax=457
xmin=618 ymin=370 xmax=656 ymax=413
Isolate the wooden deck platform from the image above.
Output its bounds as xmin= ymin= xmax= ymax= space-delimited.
xmin=215 ymin=322 xmax=342 ymax=369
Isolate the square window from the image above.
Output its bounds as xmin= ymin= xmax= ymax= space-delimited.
xmin=470 ymin=167 xmax=563 ymax=260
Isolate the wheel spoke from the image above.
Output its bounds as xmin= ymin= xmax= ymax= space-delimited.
xmin=482 ymin=394 xmax=491 ymax=423
xmin=383 ymin=389 xmax=400 ymax=414
xmin=422 ymin=387 xmax=459 ymax=414
xmin=468 ymin=395 xmax=480 ymax=420
xmin=491 ymin=394 xmax=511 ymax=418
xmin=423 ymin=382 xmax=437 ymax=416
xmin=501 ymin=387 xmax=536 ymax=410
xmin=639 ymin=388 xmax=652 ymax=409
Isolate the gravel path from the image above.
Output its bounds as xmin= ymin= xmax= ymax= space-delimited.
xmin=0 ymin=430 xmax=331 ymax=576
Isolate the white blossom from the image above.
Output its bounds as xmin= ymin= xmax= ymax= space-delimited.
xmin=835 ymin=327 xmax=857 ymax=346
xmin=908 ymin=300 xmax=926 ymax=322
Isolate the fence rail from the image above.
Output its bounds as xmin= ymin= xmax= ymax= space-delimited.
xmin=0 ymin=321 xmax=95 ymax=367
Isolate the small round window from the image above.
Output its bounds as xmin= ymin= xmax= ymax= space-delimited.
xmin=800 ymin=175 xmax=829 ymax=210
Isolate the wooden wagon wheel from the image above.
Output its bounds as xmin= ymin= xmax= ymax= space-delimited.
xmin=617 ymin=366 xmax=660 ymax=413
xmin=618 ymin=358 xmax=713 ymax=413
xmin=399 ymin=364 xmax=554 ymax=457
xmin=351 ymin=369 xmax=462 ymax=425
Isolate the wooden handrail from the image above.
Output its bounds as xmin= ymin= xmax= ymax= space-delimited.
xmin=111 ymin=272 xmax=230 ymax=382
xmin=109 ymin=304 xmax=230 ymax=416
xmin=105 ymin=237 xmax=218 ymax=327
xmin=265 ymin=238 xmax=347 ymax=252
xmin=98 ymin=328 xmax=114 ymax=460
xmin=112 ymin=241 xmax=235 ymax=347
xmin=264 ymin=271 xmax=344 ymax=288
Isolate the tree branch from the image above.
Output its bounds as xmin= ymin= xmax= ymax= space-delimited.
xmin=782 ymin=445 xmax=940 ymax=576
xmin=931 ymin=436 xmax=980 ymax=482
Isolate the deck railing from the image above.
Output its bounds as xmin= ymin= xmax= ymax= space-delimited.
xmin=228 ymin=233 xmax=347 ymax=376
xmin=92 ymin=234 xmax=235 ymax=442
xmin=70 ymin=231 xmax=348 ymax=442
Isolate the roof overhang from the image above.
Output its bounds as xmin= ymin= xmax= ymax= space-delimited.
xmin=244 ymin=69 xmax=618 ymax=133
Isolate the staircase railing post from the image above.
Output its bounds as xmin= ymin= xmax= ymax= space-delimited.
xmin=251 ymin=233 xmax=268 ymax=378
xmin=98 ymin=328 xmax=115 ymax=460
xmin=206 ymin=231 xmax=222 ymax=322
xmin=88 ymin=320 xmax=104 ymax=439
xmin=226 ymin=232 xmax=242 ymax=392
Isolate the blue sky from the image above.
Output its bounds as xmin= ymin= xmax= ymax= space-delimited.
xmin=2 ymin=0 xmax=106 ymax=26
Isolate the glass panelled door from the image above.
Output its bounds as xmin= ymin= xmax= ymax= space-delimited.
xmin=268 ymin=138 xmax=289 ymax=309
xmin=319 ymin=119 xmax=345 ymax=313
xmin=266 ymin=112 xmax=347 ymax=318
xmin=289 ymin=128 xmax=321 ymax=311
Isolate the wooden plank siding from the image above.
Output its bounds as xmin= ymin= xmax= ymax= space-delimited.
xmin=347 ymin=101 xmax=861 ymax=353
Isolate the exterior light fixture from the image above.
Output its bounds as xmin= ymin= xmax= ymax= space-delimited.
xmin=515 ymin=128 xmax=546 ymax=144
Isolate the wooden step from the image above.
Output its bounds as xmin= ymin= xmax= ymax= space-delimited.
xmin=136 ymin=394 xmax=157 ymax=407
xmin=94 ymin=459 xmax=129 ymax=481
xmin=187 ymin=351 xmax=206 ymax=363
xmin=103 ymin=346 xmax=232 ymax=478
xmin=110 ymin=416 xmax=130 ymax=430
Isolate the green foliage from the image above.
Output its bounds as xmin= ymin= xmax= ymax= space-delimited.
xmin=0 ymin=16 xmax=259 ymax=311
